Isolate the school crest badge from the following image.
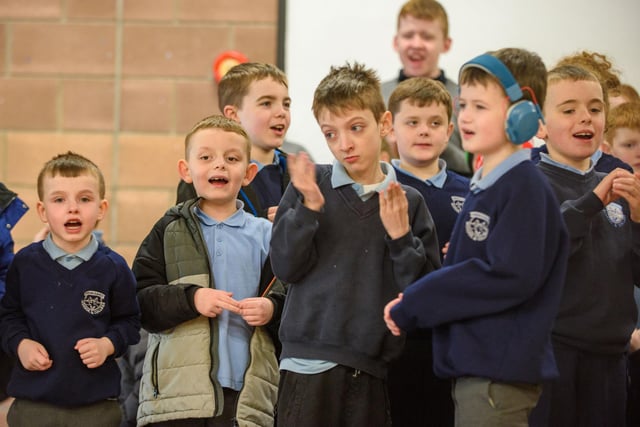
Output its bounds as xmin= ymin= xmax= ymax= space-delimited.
xmin=82 ymin=290 xmax=106 ymax=315
xmin=465 ymin=211 xmax=490 ymax=241
xmin=605 ymin=202 xmax=625 ymax=227
xmin=450 ymin=196 xmax=465 ymax=213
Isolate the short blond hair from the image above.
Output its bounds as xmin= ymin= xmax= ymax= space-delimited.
xmin=606 ymin=102 xmax=640 ymax=142
xmin=217 ymin=62 xmax=288 ymax=111
xmin=388 ymin=77 xmax=452 ymax=122
xmin=37 ymin=151 xmax=105 ymax=200
xmin=184 ymin=114 xmax=251 ymax=159
xmin=397 ymin=0 xmax=449 ymax=39
xmin=312 ymin=62 xmax=386 ymax=123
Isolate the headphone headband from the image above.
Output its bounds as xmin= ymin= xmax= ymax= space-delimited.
xmin=459 ymin=54 xmax=523 ymax=102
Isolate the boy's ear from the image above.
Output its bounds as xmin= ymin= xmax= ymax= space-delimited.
xmin=536 ymin=119 xmax=548 ymax=140
xmin=97 ymin=199 xmax=108 ymax=221
xmin=243 ymin=162 xmax=259 ymax=186
xmin=446 ymin=121 xmax=454 ymax=140
xmin=379 ymin=111 xmax=393 ymax=138
xmin=223 ymin=105 xmax=239 ymax=121
xmin=443 ymin=36 xmax=452 ymax=54
xmin=600 ymin=140 xmax=612 ymax=154
xmin=178 ymin=159 xmax=193 ymax=183
xmin=36 ymin=201 xmax=48 ymax=224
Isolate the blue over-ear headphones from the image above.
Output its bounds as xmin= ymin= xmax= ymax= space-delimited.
xmin=459 ymin=54 xmax=544 ymax=145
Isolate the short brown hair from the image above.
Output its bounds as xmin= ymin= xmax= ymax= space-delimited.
xmin=397 ymin=0 xmax=449 ymax=39
xmin=217 ymin=62 xmax=288 ymax=111
xmin=610 ymin=83 xmax=640 ymax=103
xmin=312 ymin=62 xmax=386 ymax=123
xmin=459 ymin=48 xmax=547 ymax=107
xmin=606 ymin=102 xmax=640 ymax=142
xmin=388 ymin=77 xmax=452 ymax=122
xmin=555 ymin=51 xmax=621 ymax=112
xmin=184 ymin=115 xmax=251 ymax=159
xmin=37 ymin=151 xmax=105 ymax=200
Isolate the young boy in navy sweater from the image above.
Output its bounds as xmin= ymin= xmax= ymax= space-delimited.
xmin=0 ymin=152 xmax=140 ymax=427
xmin=529 ymin=64 xmax=640 ymax=427
xmin=386 ymin=76 xmax=469 ymax=426
xmin=384 ymin=48 xmax=570 ymax=425
xmin=271 ymin=62 xmax=441 ymax=427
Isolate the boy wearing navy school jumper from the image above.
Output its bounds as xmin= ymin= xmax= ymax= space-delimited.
xmin=384 ymin=48 xmax=570 ymax=426
xmin=529 ymin=64 xmax=640 ymax=427
xmin=133 ymin=115 xmax=285 ymax=427
xmin=178 ymin=62 xmax=291 ymax=222
xmin=386 ymin=76 xmax=468 ymax=427
xmin=270 ymin=62 xmax=441 ymax=427
xmin=0 ymin=152 xmax=141 ymax=427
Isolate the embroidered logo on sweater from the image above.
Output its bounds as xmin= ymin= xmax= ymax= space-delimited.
xmin=604 ymin=202 xmax=625 ymax=227
xmin=465 ymin=211 xmax=490 ymax=241
xmin=81 ymin=290 xmax=106 ymax=315
xmin=450 ymin=196 xmax=465 ymax=213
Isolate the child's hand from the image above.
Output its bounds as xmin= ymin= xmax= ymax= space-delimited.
xmin=383 ymin=293 xmax=404 ymax=337
xmin=612 ymin=171 xmax=640 ymax=222
xmin=630 ymin=329 xmax=640 ymax=354
xmin=74 ymin=337 xmax=114 ymax=369
xmin=238 ymin=297 xmax=274 ymax=326
xmin=17 ymin=338 xmax=52 ymax=371
xmin=442 ymin=241 xmax=450 ymax=259
xmin=194 ymin=288 xmax=241 ymax=318
xmin=379 ymin=182 xmax=410 ymax=240
xmin=267 ymin=206 xmax=278 ymax=223
xmin=593 ymin=168 xmax=625 ymax=206
xmin=288 ymin=152 xmax=324 ymax=211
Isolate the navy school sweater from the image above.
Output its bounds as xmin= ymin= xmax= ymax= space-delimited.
xmin=391 ymin=160 xmax=569 ymax=383
xmin=393 ymin=166 xmax=469 ymax=259
xmin=537 ymin=161 xmax=640 ymax=354
xmin=270 ymin=164 xmax=441 ymax=378
xmin=0 ymin=243 xmax=140 ymax=406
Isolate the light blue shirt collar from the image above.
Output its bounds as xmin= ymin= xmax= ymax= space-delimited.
xmin=391 ymin=158 xmax=448 ymax=188
xmin=42 ymin=233 xmax=98 ymax=269
xmin=331 ymin=160 xmax=397 ymax=200
xmin=470 ymin=149 xmax=530 ymax=194
xmin=194 ymin=200 xmax=246 ymax=227
xmin=539 ymin=152 xmax=595 ymax=175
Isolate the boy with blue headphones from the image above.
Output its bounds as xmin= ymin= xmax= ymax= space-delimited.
xmin=384 ymin=48 xmax=570 ymax=425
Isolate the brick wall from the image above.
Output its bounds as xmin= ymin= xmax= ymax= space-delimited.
xmin=0 ymin=0 xmax=279 ymax=264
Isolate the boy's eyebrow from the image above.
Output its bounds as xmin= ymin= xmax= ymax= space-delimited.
xmin=256 ymin=94 xmax=291 ymax=102
xmin=556 ymin=98 xmax=604 ymax=107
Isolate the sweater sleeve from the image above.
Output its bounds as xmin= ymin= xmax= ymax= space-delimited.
xmin=0 ymin=254 xmax=32 ymax=356
xmin=391 ymin=178 xmax=568 ymax=331
xmin=559 ymin=190 xmax=604 ymax=255
xmin=387 ymin=188 xmax=441 ymax=289
xmin=270 ymin=183 xmax=322 ymax=284
xmin=132 ymin=217 xmax=201 ymax=333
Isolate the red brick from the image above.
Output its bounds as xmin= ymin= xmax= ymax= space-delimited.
xmin=175 ymin=81 xmax=219 ymax=133
xmin=114 ymin=189 xmax=175 ymax=245
xmin=12 ymin=23 xmax=115 ymax=75
xmin=117 ymin=134 xmax=184 ymax=188
xmin=0 ymin=0 xmax=61 ymax=19
xmin=63 ymin=80 xmax=115 ymax=131
xmin=123 ymin=0 xmax=174 ymax=21
xmin=0 ymin=79 xmax=57 ymax=130
xmin=0 ymin=25 xmax=5 ymax=73
xmin=235 ymin=26 xmax=278 ymax=64
xmin=67 ymin=0 xmax=116 ymax=19
xmin=119 ymin=80 xmax=173 ymax=132
xmin=122 ymin=25 xmax=228 ymax=78
xmin=177 ymin=0 xmax=277 ymax=23
xmin=5 ymin=132 xmax=114 ymax=186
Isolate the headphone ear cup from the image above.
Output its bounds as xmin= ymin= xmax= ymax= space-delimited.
xmin=505 ymin=101 xmax=542 ymax=145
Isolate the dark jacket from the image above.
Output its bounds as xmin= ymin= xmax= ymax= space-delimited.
xmin=133 ymin=198 xmax=285 ymax=426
